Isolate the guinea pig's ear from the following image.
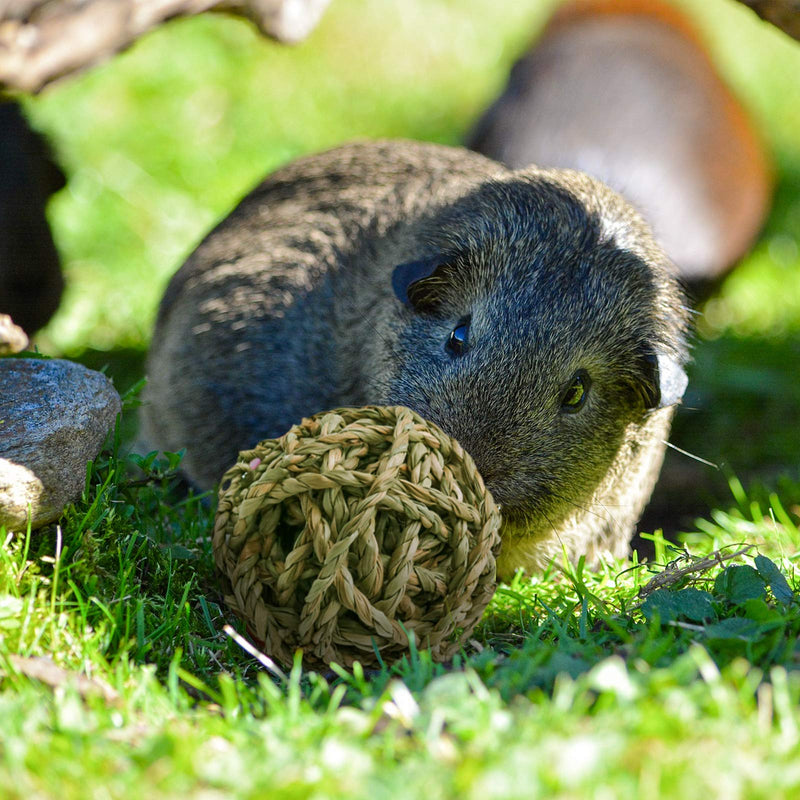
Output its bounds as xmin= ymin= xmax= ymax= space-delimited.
xmin=392 ymin=257 xmax=454 ymax=313
xmin=640 ymin=351 xmax=688 ymax=409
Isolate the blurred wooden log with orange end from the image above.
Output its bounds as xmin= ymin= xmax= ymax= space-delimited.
xmin=468 ymin=0 xmax=775 ymax=298
xmin=738 ymin=0 xmax=800 ymax=41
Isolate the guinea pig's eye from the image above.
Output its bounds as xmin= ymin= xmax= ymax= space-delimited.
xmin=446 ymin=318 xmax=470 ymax=356
xmin=561 ymin=370 xmax=591 ymax=413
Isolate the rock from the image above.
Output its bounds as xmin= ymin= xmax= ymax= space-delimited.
xmin=0 ymin=314 xmax=28 ymax=355
xmin=0 ymin=359 xmax=121 ymax=531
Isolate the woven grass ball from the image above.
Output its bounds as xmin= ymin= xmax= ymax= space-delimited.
xmin=213 ymin=405 xmax=502 ymax=670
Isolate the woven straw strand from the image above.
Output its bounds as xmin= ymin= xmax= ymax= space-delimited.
xmin=213 ymin=405 xmax=502 ymax=669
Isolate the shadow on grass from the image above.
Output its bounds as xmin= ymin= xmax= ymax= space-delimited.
xmin=72 ymin=346 xmax=147 ymax=446
xmin=637 ymin=160 xmax=800 ymax=552
xmin=640 ymin=332 xmax=800 ymax=550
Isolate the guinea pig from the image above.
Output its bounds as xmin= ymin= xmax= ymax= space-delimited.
xmin=467 ymin=0 xmax=772 ymax=299
xmin=141 ymin=139 xmax=689 ymax=578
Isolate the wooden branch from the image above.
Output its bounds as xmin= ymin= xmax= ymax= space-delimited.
xmin=0 ymin=0 xmax=331 ymax=93
xmin=634 ymin=545 xmax=754 ymax=604
xmin=4 ymin=654 xmax=120 ymax=704
xmin=0 ymin=0 xmax=795 ymax=95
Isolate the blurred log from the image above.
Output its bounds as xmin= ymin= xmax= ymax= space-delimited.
xmin=736 ymin=1 xmax=800 ymax=40
xmin=0 ymin=0 xmax=795 ymax=95
xmin=0 ymin=0 xmax=331 ymax=93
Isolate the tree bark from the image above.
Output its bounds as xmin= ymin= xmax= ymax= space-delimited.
xmin=0 ymin=0 xmax=331 ymax=93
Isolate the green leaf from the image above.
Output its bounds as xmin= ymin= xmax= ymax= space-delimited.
xmin=713 ymin=565 xmax=767 ymax=604
xmin=164 ymin=451 xmax=185 ymax=471
xmin=703 ymin=617 xmax=763 ymax=640
xmin=641 ymin=590 xmax=680 ymax=622
xmin=755 ymin=555 xmax=795 ymax=603
xmin=128 ymin=451 xmax=160 ymax=471
xmin=163 ymin=544 xmax=197 ymax=560
xmin=641 ymin=589 xmax=715 ymax=623
xmin=740 ymin=597 xmax=783 ymax=623
xmin=673 ymin=589 xmax=717 ymax=622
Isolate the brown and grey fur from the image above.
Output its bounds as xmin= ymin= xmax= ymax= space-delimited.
xmin=142 ymin=139 xmax=689 ymax=579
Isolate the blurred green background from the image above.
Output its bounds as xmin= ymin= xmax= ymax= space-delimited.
xmin=19 ymin=0 xmax=800 ymax=532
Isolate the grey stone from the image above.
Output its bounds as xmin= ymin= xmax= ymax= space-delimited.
xmin=0 ymin=358 xmax=121 ymax=531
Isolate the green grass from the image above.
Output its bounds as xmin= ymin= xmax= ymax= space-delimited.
xmin=3 ymin=0 xmax=800 ymax=796
xmin=3 ymin=429 xmax=800 ymax=798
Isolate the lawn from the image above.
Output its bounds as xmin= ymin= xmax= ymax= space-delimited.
xmin=4 ymin=0 xmax=800 ymax=796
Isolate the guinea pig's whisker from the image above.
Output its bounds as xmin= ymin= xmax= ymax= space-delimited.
xmin=541 ymin=508 xmax=564 ymax=550
xmin=588 ymin=501 xmax=628 ymax=537
xmin=364 ymin=318 xmax=396 ymax=352
xmin=661 ymin=441 xmax=718 ymax=469
xmin=550 ymin=490 xmax=614 ymax=526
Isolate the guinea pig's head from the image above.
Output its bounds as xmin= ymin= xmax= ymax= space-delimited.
xmin=382 ymin=170 xmax=689 ymax=548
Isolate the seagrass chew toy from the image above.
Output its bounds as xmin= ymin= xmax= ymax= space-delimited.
xmin=212 ymin=405 xmax=502 ymax=669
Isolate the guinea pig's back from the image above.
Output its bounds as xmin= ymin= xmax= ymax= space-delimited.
xmin=155 ymin=140 xmax=501 ymax=327
xmin=141 ymin=140 xmax=504 ymax=486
